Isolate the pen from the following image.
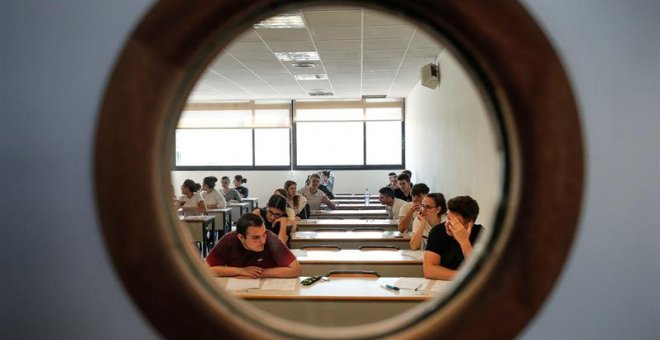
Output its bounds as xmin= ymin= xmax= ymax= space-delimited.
xmin=384 ymin=284 xmax=400 ymax=291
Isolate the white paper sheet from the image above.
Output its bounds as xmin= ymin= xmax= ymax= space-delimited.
xmin=394 ymin=277 xmax=426 ymax=290
xmin=260 ymin=278 xmax=297 ymax=291
xmin=225 ymin=278 xmax=260 ymax=290
xmin=430 ymin=280 xmax=452 ymax=293
xmin=401 ymin=250 xmax=424 ymax=260
xmin=291 ymin=249 xmax=307 ymax=258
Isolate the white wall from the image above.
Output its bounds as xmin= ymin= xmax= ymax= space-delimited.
xmin=405 ymin=51 xmax=503 ymax=227
xmin=2 ymin=1 xmax=660 ymax=339
xmin=172 ymin=170 xmax=399 ymax=205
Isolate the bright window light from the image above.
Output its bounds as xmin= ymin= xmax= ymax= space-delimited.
xmin=255 ymin=129 xmax=290 ymax=166
xmin=176 ymin=129 xmax=252 ymax=166
xmin=366 ymin=121 xmax=402 ymax=165
xmin=296 ymin=122 xmax=363 ymax=165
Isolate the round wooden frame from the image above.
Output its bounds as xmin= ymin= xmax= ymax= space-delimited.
xmin=95 ymin=0 xmax=583 ymax=338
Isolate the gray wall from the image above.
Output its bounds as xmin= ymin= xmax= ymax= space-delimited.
xmin=2 ymin=1 xmax=659 ymax=339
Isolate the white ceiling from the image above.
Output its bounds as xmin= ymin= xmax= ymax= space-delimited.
xmin=188 ymin=6 xmax=443 ymax=102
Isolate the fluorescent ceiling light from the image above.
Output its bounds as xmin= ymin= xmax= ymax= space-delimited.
xmin=254 ymin=12 xmax=305 ymax=28
xmin=274 ymin=51 xmax=319 ymax=61
xmin=308 ymin=90 xmax=334 ymax=97
xmin=295 ymin=74 xmax=328 ymax=80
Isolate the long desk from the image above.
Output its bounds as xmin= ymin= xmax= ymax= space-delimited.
xmin=228 ymin=202 xmax=251 ymax=224
xmin=241 ymin=197 xmax=259 ymax=211
xmin=179 ymin=215 xmax=215 ymax=256
xmin=332 ymin=198 xmax=381 ymax=204
xmin=291 ymin=230 xmax=411 ymax=249
xmin=296 ymin=219 xmax=399 ymax=232
xmin=333 ymin=193 xmax=379 ymax=200
xmin=215 ymin=276 xmax=451 ymax=326
xmin=323 ymin=203 xmax=386 ymax=210
xmin=293 ymin=249 xmax=423 ymax=277
xmin=311 ymin=209 xmax=390 ymax=219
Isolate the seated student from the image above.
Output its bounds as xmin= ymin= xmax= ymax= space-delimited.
xmin=378 ymin=187 xmax=407 ymax=219
xmin=233 ymin=174 xmax=249 ymax=198
xmin=219 ymin=176 xmax=242 ymax=202
xmin=205 ymin=213 xmax=301 ymax=278
xmin=301 ymin=173 xmax=337 ymax=210
xmin=274 ymin=188 xmax=297 ymax=221
xmin=284 ymin=180 xmax=309 ymax=219
xmin=387 ymin=172 xmax=400 ymax=190
xmin=407 ymin=189 xmax=444 ymax=250
xmin=423 ymin=195 xmax=483 ymax=280
xmin=177 ymin=179 xmax=207 ymax=215
xmin=394 ymin=173 xmax=413 ymax=202
xmin=253 ymin=194 xmax=297 ymax=247
xmin=320 ymin=170 xmax=335 ymax=194
xmin=201 ymin=176 xmax=227 ymax=209
xmin=398 ymin=182 xmax=431 ymax=234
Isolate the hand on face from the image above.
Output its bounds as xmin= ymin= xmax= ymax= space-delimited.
xmin=447 ymin=215 xmax=473 ymax=244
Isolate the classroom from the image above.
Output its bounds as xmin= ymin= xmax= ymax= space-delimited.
xmin=173 ymin=5 xmax=503 ymax=329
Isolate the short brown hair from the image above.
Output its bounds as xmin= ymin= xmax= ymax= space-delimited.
xmin=448 ymin=196 xmax=479 ymax=222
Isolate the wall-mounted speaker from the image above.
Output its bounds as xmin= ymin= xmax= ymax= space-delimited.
xmin=421 ymin=63 xmax=440 ymax=89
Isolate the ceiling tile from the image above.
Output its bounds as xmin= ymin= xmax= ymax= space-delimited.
xmin=364 ymin=39 xmax=410 ymax=50
xmin=226 ymin=41 xmax=270 ymax=53
xmin=310 ymin=27 xmax=362 ymax=40
xmin=364 ymin=25 xmax=414 ymax=39
xmin=267 ymin=41 xmax=316 ymax=52
xmin=315 ymin=40 xmax=361 ymax=51
xmin=303 ymin=10 xmax=361 ymax=28
xmin=256 ymin=28 xmax=311 ymax=42
xmin=363 ymin=10 xmax=409 ymax=26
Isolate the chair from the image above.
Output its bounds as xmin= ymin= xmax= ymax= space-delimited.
xmin=359 ymin=245 xmax=400 ymax=251
xmin=300 ymin=244 xmax=342 ymax=251
xmin=326 ymin=270 xmax=381 ymax=278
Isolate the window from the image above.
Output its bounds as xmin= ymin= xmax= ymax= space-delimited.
xmin=175 ymin=100 xmax=404 ymax=169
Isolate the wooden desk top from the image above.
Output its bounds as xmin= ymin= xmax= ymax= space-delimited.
xmin=333 ymin=194 xmax=380 ymax=199
xmin=179 ymin=215 xmax=215 ymax=223
xmin=293 ymin=249 xmax=423 ymax=264
xmin=206 ymin=208 xmax=231 ymax=213
xmin=298 ymin=219 xmax=398 ymax=227
xmin=292 ymin=230 xmax=408 ymax=241
xmin=324 ymin=203 xmax=386 ymax=210
xmin=311 ymin=209 xmax=389 ymax=217
xmin=215 ymin=277 xmax=452 ymax=301
xmin=332 ymin=199 xmax=381 ymax=204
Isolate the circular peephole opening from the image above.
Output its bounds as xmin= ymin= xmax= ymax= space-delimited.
xmin=95 ymin=1 xmax=583 ymax=339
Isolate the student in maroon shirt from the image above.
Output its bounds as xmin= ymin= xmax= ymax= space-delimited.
xmin=205 ymin=213 xmax=301 ymax=278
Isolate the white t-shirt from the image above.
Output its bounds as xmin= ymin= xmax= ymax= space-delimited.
xmin=289 ymin=195 xmax=308 ymax=215
xmin=301 ymin=187 xmax=326 ymax=210
xmin=202 ymin=189 xmax=226 ymax=208
xmin=389 ymin=198 xmax=407 ymax=219
xmin=179 ymin=192 xmax=205 ymax=208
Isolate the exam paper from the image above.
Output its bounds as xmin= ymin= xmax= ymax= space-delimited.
xmin=430 ymin=280 xmax=452 ymax=293
xmin=226 ymin=278 xmax=260 ymax=290
xmin=260 ymin=278 xmax=297 ymax=291
xmin=401 ymin=250 xmax=424 ymax=260
xmin=291 ymin=249 xmax=307 ymax=258
xmin=394 ymin=277 xmax=426 ymax=290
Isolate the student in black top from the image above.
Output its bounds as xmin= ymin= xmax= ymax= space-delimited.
xmin=394 ymin=173 xmax=413 ymax=202
xmin=423 ymin=195 xmax=483 ymax=280
xmin=233 ymin=175 xmax=249 ymax=198
xmin=253 ymin=194 xmax=296 ymax=247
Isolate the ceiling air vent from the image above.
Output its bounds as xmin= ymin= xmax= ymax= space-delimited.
xmin=308 ymin=90 xmax=334 ymax=97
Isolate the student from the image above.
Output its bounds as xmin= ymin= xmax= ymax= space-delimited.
xmin=398 ymin=182 xmax=431 ymax=232
xmin=177 ymin=179 xmax=207 ymax=215
xmin=201 ymin=176 xmax=227 ymax=209
xmin=394 ymin=173 xmax=413 ymax=202
xmin=274 ymin=188 xmax=297 ymax=221
xmin=407 ymin=188 xmax=444 ymax=250
xmin=233 ymin=175 xmax=249 ymax=198
xmin=387 ymin=172 xmax=399 ymax=190
xmin=205 ymin=213 xmax=301 ymax=278
xmin=253 ymin=194 xmax=297 ymax=247
xmin=378 ymin=187 xmax=407 ymax=219
xmin=220 ymin=176 xmax=242 ymax=202
xmin=284 ymin=180 xmax=309 ymax=219
xmin=320 ymin=170 xmax=335 ymax=194
xmin=423 ymin=195 xmax=483 ymax=280
xmin=301 ymin=173 xmax=337 ymax=210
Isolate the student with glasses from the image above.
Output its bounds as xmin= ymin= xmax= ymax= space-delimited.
xmin=253 ymin=194 xmax=297 ymax=247
xmin=423 ymin=195 xmax=483 ymax=280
